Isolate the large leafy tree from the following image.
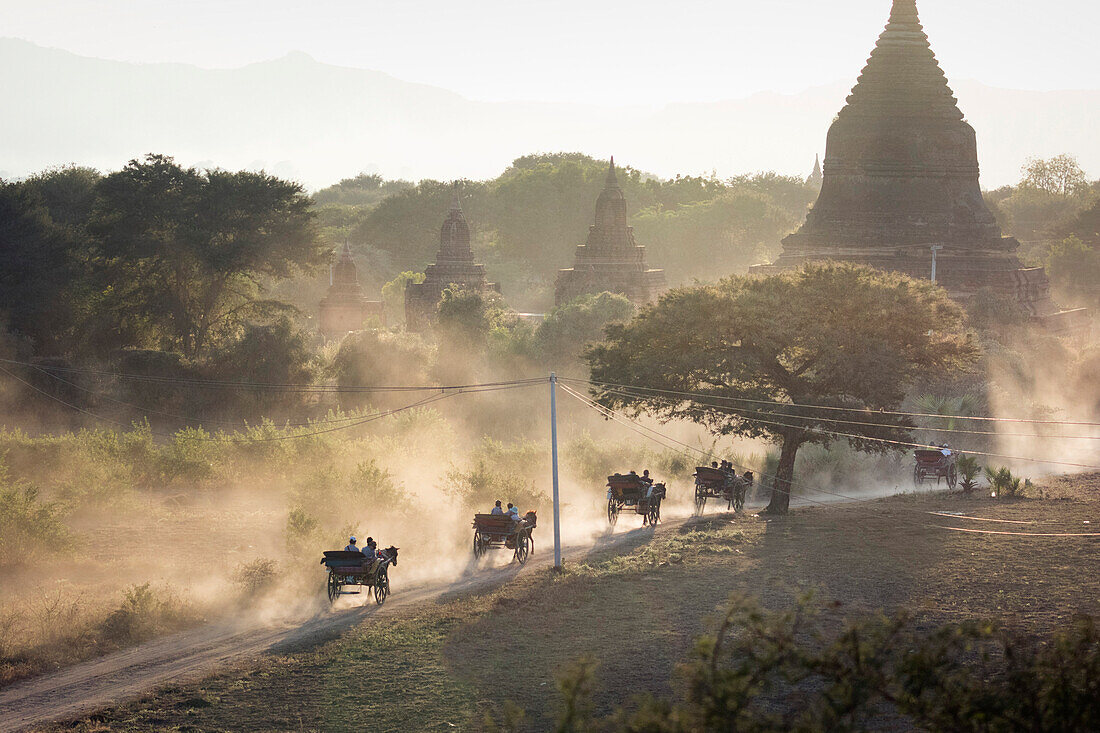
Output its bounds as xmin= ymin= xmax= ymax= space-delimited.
xmin=88 ymin=154 xmax=324 ymax=358
xmin=586 ymin=263 xmax=978 ymax=514
xmin=0 ymin=183 xmax=78 ymax=353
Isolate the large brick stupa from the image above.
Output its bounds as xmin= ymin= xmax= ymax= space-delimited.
xmin=758 ymin=0 xmax=1085 ymax=333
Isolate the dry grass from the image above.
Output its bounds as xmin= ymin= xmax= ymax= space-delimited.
xmin=41 ymin=473 xmax=1100 ymax=731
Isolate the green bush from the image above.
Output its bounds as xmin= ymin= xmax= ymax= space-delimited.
xmin=956 ymin=454 xmax=981 ymax=494
xmin=985 ymin=465 xmax=1027 ymax=497
xmin=517 ymin=595 xmax=1100 ymax=731
xmin=0 ymin=465 xmax=69 ymax=567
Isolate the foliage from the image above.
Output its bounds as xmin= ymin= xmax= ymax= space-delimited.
xmin=632 ymin=190 xmax=794 ymax=284
xmin=87 ymin=154 xmax=325 ymax=357
xmin=97 ymin=583 xmax=197 ymax=648
xmin=380 ymin=270 xmax=425 ymax=325
xmin=586 ymin=262 xmax=978 ymax=514
xmin=20 ymin=165 xmax=102 ymax=230
xmin=312 ymin=173 xmax=412 ymax=208
xmin=956 ymin=454 xmax=981 ymax=494
xmin=328 ymin=328 xmax=433 ymax=410
xmin=1045 ymin=235 xmax=1100 ymax=308
xmin=444 ymin=459 xmax=546 ymax=512
xmin=536 ymin=595 xmax=1100 ymax=732
xmin=0 ymin=466 xmax=69 ymax=567
xmin=532 ymin=292 xmax=634 ymax=365
xmin=984 ymin=465 xmax=1027 ymax=498
xmin=232 ymin=558 xmax=278 ymax=598
xmin=1021 ymin=154 xmax=1090 ymax=198
xmin=0 ymin=183 xmax=80 ymax=354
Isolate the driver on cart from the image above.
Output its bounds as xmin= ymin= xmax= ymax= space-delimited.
xmin=940 ymin=443 xmax=952 ymax=457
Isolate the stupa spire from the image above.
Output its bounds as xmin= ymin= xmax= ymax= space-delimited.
xmin=605 ymin=156 xmax=619 ymax=188
xmin=842 ymin=0 xmax=961 ymax=120
xmin=450 ymin=181 xmax=462 ymax=211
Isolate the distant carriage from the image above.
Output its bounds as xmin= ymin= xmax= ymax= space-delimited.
xmin=913 ymin=450 xmax=958 ymax=489
xmin=320 ymin=546 xmax=398 ymax=605
xmin=606 ymin=473 xmax=665 ymax=528
xmin=693 ymin=466 xmax=752 ymax=514
xmin=472 ymin=511 xmax=537 ymax=565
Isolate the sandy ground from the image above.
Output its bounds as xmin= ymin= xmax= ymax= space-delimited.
xmin=0 ymin=520 xmax=666 ymax=733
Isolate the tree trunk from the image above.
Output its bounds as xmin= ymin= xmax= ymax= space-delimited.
xmin=763 ymin=437 xmax=801 ymax=515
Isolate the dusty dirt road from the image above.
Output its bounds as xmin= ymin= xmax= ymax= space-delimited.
xmin=0 ymin=519 xmax=674 ymax=732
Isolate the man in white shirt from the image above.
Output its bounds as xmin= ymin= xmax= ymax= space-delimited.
xmin=344 ymin=536 xmax=363 ymax=553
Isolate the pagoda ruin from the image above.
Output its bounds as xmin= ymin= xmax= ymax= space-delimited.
xmin=405 ymin=186 xmax=497 ymax=332
xmin=758 ymin=0 xmax=1086 ymax=333
xmin=555 ymin=158 xmax=666 ymax=307
xmin=318 ymin=243 xmax=385 ymax=339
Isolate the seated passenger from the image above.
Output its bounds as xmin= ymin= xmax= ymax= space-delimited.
xmin=641 ymin=469 xmax=654 ymax=485
xmin=491 ymin=500 xmax=505 ymax=515
xmin=507 ymin=504 xmax=521 ymax=520
xmin=344 ymin=536 xmax=363 ymax=553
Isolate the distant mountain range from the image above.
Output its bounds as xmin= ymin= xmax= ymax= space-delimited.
xmin=2 ymin=38 xmax=1097 ymax=190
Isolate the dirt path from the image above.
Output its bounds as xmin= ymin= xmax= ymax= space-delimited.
xmin=0 ymin=519 xmax=674 ymax=733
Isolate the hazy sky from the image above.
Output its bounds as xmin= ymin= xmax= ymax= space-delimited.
xmin=2 ymin=0 xmax=1096 ymax=105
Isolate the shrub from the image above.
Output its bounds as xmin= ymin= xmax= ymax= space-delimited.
xmin=232 ymin=558 xmax=279 ymax=598
xmin=985 ymin=465 xmax=1027 ymax=497
xmin=956 ymin=454 xmax=981 ymax=494
xmin=0 ymin=466 xmax=69 ymax=567
xmin=526 ymin=596 xmax=1100 ymax=731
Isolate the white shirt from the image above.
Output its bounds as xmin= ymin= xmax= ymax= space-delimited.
xmin=344 ymin=543 xmax=362 ymax=553
xmin=491 ymin=506 xmax=504 ymax=515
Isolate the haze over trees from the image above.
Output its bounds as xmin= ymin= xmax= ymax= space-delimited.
xmin=585 ymin=263 xmax=979 ymax=514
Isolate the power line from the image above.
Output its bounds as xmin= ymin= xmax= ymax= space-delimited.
xmin=0 ymin=357 xmax=546 ymax=393
xmin=574 ymin=382 xmax=1100 ymax=472
xmin=0 ymin=364 xmax=541 ymax=443
xmin=572 ymin=379 xmax=1100 ymax=442
xmin=559 ymin=383 xmax=1100 ymax=539
xmin=563 ymin=376 xmax=1100 ymax=428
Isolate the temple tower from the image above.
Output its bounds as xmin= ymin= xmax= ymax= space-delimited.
xmin=405 ymin=185 xmax=497 ymax=332
xmin=318 ymin=243 xmax=385 ymax=339
xmin=760 ymin=0 xmax=1084 ymax=332
xmin=555 ymin=158 xmax=666 ymax=307
xmin=806 ymin=155 xmax=822 ymax=188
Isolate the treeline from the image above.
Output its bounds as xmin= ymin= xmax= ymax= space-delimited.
xmin=986 ymin=154 xmax=1100 ymax=309
xmin=317 ymin=153 xmax=819 ymax=311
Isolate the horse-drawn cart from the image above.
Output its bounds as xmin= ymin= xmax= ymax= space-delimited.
xmin=913 ymin=450 xmax=958 ymax=488
xmin=693 ymin=466 xmax=752 ymax=514
xmin=473 ymin=511 xmax=537 ymax=564
xmin=606 ymin=473 xmax=665 ymax=527
xmin=320 ymin=547 xmax=398 ymax=605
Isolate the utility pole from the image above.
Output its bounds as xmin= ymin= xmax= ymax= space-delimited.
xmin=930 ymin=245 xmax=944 ymax=283
xmin=549 ymin=373 xmax=562 ymax=570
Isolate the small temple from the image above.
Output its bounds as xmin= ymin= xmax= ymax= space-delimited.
xmin=318 ymin=243 xmax=385 ymax=339
xmin=405 ymin=186 xmax=498 ymax=332
xmin=555 ymin=158 xmax=666 ymax=307
xmin=806 ymin=155 xmax=823 ymax=188
xmin=757 ymin=0 xmax=1086 ymax=333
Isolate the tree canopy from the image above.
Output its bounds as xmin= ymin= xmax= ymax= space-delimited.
xmin=87 ymin=154 xmax=324 ymax=357
xmin=586 ymin=263 xmax=978 ymax=513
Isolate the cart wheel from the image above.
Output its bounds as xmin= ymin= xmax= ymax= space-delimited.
xmin=694 ymin=485 xmax=706 ymax=515
xmin=607 ymin=498 xmax=619 ymax=528
xmin=913 ymin=466 xmax=922 ymax=487
xmin=948 ymin=466 xmax=958 ymax=490
xmin=374 ymin=569 xmax=389 ymax=605
xmin=514 ymin=531 xmax=531 ymax=565
xmin=473 ymin=529 xmax=485 ymax=559
xmin=326 ymin=572 xmax=339 ymax=603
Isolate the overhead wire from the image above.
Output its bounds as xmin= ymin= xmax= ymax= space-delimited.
xmin=0 ymin=357 xmax=546 ymax=393
xmin=561 ymin=376 xmax=1100 ymax=428
xmin=0 ymin=364 xmax=542 ymax=443
xmin=558 ymin=383 xmax=1100 ymax=538
xmin=572 ymin=381 xmax=1100 ymax=472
